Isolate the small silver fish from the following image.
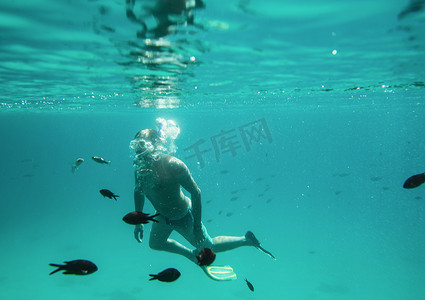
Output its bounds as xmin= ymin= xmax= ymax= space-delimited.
xmin=72 ymin=158 xmax=84 ymax=173
xmin=92 ymin=156 xmax=110 ymax=165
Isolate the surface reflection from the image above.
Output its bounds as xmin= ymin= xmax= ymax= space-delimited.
xmin=122 ymin=0 xmax=205 ymax=108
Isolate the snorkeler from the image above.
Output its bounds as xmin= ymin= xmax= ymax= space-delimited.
xmin=129 ymin=118 xmax=275 ymax=280
xmin=125 ymin=0 xmax=205 ymax=38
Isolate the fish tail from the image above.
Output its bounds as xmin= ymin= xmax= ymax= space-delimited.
xmin=49 ymin=263 xmax=64 ymax=275
xmin=71 ymin=165 xmax=76 ymax=173
xmin=148 ymin=275 xmax=158 ymax=281
xmin=113 ymin=195 xmax=120 ymax=201
xmin=150 ymin=213 xmax=160 ymax=223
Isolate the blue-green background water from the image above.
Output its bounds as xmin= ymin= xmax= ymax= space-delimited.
xmin=1 ymin=0 xmax=425 ymax=299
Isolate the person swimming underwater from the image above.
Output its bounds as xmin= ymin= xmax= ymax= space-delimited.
xmin=129 ymin=118 xmax=275 ymax=279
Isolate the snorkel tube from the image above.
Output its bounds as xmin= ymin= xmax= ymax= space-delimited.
xmin=154 ymin=120 xmax=163 ymax=141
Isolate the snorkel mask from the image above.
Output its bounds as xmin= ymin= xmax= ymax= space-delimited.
xmin=129 ymin=138 xmax=155 ymax=157
xmin=130 ymin=118 xmax=180 ymax=160
xmin=129 ymin=127 xmax=159 ymax=162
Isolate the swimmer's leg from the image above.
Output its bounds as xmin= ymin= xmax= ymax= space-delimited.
xmin=211 ymin=235 xmax=251 ymax=252
xmin=149 ymin=220 xmax=197 ymax=263
xmin=212 ymin=231 xmax=276 ymax=259
xmin=172 ymin=215 xmax=247 ymax=254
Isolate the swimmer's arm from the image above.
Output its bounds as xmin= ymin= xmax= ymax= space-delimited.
xmin=190 ymin=183 xmax=202 ymax=230
xmin=174 ymin=160 xmax=202 ymax=228
xmin=134 ymin=187 xmax=145 ymax=212
xmin=134 ymin=171 xmax=145 ymax=212
xmin=134 ymin=171 xmax=145 ymax=243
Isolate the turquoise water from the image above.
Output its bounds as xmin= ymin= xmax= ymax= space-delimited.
xmin=1 ymin=0 xmax=425 ymax=299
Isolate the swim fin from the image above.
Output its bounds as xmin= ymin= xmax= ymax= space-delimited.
xmin=246 ymin=231 xmax=276 ymax=260
xmin=256 ymin=244 xmax=276 ymax=260
xmin=201 ymin=265 xmax=237 ymax=281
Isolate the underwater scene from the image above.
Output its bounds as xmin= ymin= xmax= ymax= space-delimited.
xmin=1 ymin=0 xmax=425 ymax=299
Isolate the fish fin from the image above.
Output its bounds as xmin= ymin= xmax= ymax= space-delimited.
xmin=150 ymin=213 xmax=160 ymax=222
xmin=201 ymin=265 xmax=237 ymax=281
xmin=113 ymin=195 xmax=120 ymax=201
xmin=49 ymin=264 xmax=64 ymax=275
xmin=148 ymin=275 xmax=157 ymax=281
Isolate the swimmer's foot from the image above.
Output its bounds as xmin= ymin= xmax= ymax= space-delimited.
xmin=245 ymin=231 xmax=276 ymax=260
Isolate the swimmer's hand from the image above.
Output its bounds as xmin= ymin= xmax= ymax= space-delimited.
xmin=193 ymin=224 xmax=206 ymax=246
xmin=134 ymin=224 xmax=144 ymax=243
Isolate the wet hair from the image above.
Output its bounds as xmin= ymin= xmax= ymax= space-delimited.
xmin=134 ymin=128 xmax=158 ymax=142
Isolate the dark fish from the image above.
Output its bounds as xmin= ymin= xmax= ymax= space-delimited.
xmin=245 ymin=278 xmax=254 ymax=292
xmin=122 ymin=211 xmax=160 ymax=225
xmin=92 ymin=156 xmax=110 ymax=165
xmin=370 ymin=176 xmax=382 ymax=182
xmin=206 ymin=219 xmax=213 ymax=223
xmin=100 ymin=25 xmax=115 ymax=33
xmin=99 ymin=189 xmax=119 ymax=201
xmin=335 ymin=191 xmax=342 ymax=195
xmin=398 ymin=0 xmax=425 ymax=19
xmin=403 ymin=172 xmax=425 ymax=189
xmin=230 ymin=196 xmax=239 ymax=202
xmin=20 ymin=158 xmax=33 ymax=163
xmin=49 ymin=259 xmax=97 ymax=275
xmin=149 ymin=268 xmax=180 ymax=282
xmin=226 ymin=212 xmax=233 ymax=217
xmin=266 ymin=199 xmax=272 ymax=204
xmin=197 ymin=248 xmax=216 ymax=266
xmin=231 ymin=190 xmax=238 ymax=194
